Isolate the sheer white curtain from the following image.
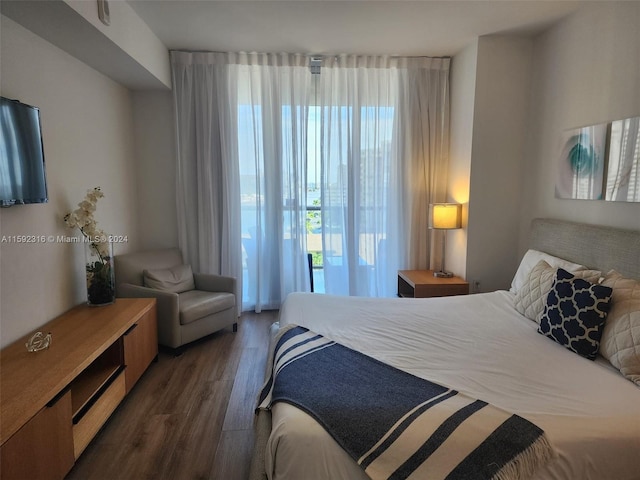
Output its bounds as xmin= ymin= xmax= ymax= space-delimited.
xmin=172 ymin=52 xmax=311 ymax=312
xmin=171 ymin=51 xmax=242 ymax=307
xmin=172 ymin=51 xmax=450 ymax=309
xmin=318 ymin=56 xmax=450 ymax=296
xmin=234 ymin=53 xmax=312 ymax=311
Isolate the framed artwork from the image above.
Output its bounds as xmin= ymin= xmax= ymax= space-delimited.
xmin=605 ymin=116 xmax=640 ymax=202
xmin=556 ymin=123 xmax=608 ymax=200
xmin=556 ymin=115 xmax=640 ymax=202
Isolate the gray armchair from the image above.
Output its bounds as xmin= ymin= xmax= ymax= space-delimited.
xmin=114 ymin=248 xmax=237 ymax=350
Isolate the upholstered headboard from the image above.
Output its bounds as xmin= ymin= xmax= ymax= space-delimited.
xmin=529 ymin=218 xmax=640 ymax=279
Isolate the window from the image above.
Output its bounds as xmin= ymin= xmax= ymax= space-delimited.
xmin=172 ymin=52 xmax=450 ymax=313
xmin=239 ymin=100 xmax=396 ymax=304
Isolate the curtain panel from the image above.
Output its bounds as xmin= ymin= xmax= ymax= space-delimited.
xmin=232 ymin=53 xmax=312 ymax=311
xmin=172 ymin=52 xmax=312 ymax=312
xmin=318 ymin=56 xmax=450 ymax=296
xmin=171 ymin=51 xmax=450 ymax=310
xmin=171 ymin=51 xmax=243 ymax=312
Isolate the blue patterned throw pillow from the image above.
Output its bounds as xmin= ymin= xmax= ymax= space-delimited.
xmin=538 ymin=268 xmax=612 ymax=360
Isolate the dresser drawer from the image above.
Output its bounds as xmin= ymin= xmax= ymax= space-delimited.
xmin=72 ymin=371 xmax=125 ymax=459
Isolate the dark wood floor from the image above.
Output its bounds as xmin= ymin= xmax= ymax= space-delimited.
xmin=67 ymin=311 xmax=277 ymax=480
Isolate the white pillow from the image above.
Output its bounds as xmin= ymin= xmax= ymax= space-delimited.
xmin=514 ymin=260 xmax=601 ymax=322
xmin=599 ymin=270 xmax=640 ymax=386
xmin=510 ymin=249 xmax=586 ymax=294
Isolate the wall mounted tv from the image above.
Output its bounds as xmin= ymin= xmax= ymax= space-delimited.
xmin=0 ymin=96 xmax=48 ymax=207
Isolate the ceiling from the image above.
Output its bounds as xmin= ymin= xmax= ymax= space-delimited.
xmin=127 ymin=0 xmax=582 ymax=57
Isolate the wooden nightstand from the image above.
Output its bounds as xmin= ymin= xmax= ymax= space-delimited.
xmin=398 ymin=270 xmax=469 ymax=298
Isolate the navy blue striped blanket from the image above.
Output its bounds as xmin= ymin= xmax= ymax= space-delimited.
xmin=258 ymin=325 xmax=556 ymax=480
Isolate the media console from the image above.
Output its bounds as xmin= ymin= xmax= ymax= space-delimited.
xmin=0 ymin=298 xmax=157 ymax=479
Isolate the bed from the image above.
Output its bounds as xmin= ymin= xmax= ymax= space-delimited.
xmin=250 ymin=218 xmax=640 ymax=480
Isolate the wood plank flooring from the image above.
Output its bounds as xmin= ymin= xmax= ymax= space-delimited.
xmin=67 ymin=311 xmax=276 ymax=480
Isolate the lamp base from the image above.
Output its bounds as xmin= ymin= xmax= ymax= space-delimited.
xmin=433 ymin=270 xmax=454 ymax=278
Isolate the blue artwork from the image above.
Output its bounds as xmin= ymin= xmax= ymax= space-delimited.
xmin=556 ymin=124 xmax=607 ymax=200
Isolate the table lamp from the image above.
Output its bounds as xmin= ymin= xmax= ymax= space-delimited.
xmin=429 ymin=203 xmax=462 ymax=278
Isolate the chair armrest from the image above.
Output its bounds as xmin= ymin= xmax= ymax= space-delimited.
xmin=193 ymin=273 xmax=236 ymax=295
xmin=118 ymin=284 xmax=180 ymax=347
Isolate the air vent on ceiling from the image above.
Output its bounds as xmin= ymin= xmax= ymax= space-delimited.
xmin=309 ymin=57 xmax=322 ymax=75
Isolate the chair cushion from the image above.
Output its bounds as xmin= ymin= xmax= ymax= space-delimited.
xmin=179 ymin=290 xmax=236 ymax=325
xmin=144 ymin=264 xmax=195 ymax=293
xmin=115 ymin=248 xmax=184 ymax=287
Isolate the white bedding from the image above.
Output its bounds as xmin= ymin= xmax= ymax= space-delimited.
xmin=267 ymin=291 xmax=640 ymax=480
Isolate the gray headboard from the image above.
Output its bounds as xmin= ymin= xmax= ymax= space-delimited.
xmin=529 ymin=218 xmax=640 ymax=279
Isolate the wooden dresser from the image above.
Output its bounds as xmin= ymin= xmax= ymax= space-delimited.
xmin=0 ymin=298 xmax=157 ymax=480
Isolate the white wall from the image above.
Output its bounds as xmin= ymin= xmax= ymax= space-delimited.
xmin=1 ymin=0 xmax=171 ymax=90
xmin=465 ymin=35 xmax=533 ymax=292
xmin=448 ymin=39 xmax=478 ymax=283
xmin=518 ymin=1 xmax=640 ymax=253
xmin=0 ymin=16 xmax=140 ymax=348
xmin=131 ymin=91 xmax=178 ymax=250
xmin=66 ymin=0 xmax=171 ymax=88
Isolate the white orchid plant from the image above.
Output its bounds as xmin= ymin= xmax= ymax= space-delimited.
xmin=64 ymin=187 xmax=115 ymax=305
xmin=64 ymin=187 xmax=110 ymax=259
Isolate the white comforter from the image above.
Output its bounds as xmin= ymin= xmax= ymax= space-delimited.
xmin=267 ymin=291 xmax=640 ymax=480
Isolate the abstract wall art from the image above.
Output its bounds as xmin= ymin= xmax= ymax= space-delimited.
xmin=556 ymin=115 xmax=640 ymax=202
xmin=556 ymin=123 xmax=608 ymax=200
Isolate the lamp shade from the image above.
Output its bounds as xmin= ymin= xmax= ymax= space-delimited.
xmin=429 ymin=203 xmax=462 ymax=230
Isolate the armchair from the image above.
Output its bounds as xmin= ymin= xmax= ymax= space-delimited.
xmin=114 ymin=248 xmax=237 ymax=350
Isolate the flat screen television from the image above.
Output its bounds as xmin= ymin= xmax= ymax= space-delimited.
xmin=0 ymin=96 xmax=48 ymax=207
